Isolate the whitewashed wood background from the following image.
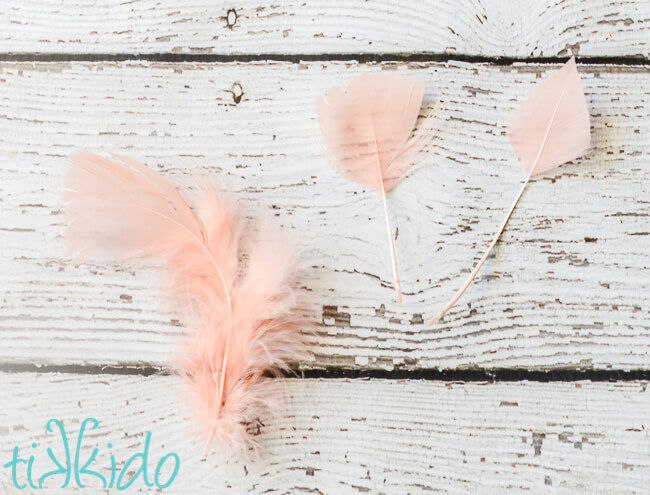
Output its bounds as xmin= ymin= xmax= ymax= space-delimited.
xmin=1 ymin=1 xmax=649 ymax=493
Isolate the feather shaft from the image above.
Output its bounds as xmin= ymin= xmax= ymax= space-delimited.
xmin=427 ymin=169 xmax=534 ymax=325
xmin=364 ymin=83 xmax=403 ymax=303
xmin=202 ymin=330 xmax=229 ymax=457
xmin=380 ymin=186 xmax=402 ymax=303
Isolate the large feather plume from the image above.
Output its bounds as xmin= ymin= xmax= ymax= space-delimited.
xmin=428 ymin=57 xmax=591 ymax=325
xmin=317 ymin=73 xmax=427 ymax=303
xmin=64 ymin=152 xmax=310 ymax=456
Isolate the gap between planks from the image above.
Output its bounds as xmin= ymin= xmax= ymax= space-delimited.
xmin=0 ymin=52 xmax=648 ymax=65
xmin=2 ymin=363 xmax=650 ymax=382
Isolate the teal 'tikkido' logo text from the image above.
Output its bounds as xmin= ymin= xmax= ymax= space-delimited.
xmin=4 ymin=418 xmax=180 ymax=490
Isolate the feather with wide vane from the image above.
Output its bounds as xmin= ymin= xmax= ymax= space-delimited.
xmin=64 ymin=152 xmax=310 ymax=456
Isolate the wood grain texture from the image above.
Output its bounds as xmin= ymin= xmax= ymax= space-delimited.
xmin=0 ymin=0 xmax=648 ymax=58
xmin=1 ymin=373 xmax=649 ymax=494
xmin=0 ymin=61 xmax=648 ymax=370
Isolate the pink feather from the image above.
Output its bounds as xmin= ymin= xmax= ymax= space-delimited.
xmin=507 ymin=57 xmax=591 ymax=176
xmin=64 ymin=152 xmax=310 ymax=456
xmin=429 ymin=57 xmax=591 ymax=325
xmin=317 ymin=73 xmax=427 ymax=303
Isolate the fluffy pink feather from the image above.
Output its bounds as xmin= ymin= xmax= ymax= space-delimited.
xmin=428 ymin=57 xmax=591 ymax=325
xmin=317 ymin=73 xmax=427 ymax=303
xmin=64 ymin=152 xmax=310 ymax=456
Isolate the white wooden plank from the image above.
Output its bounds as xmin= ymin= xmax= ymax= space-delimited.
xmin=0 ymin=373 xmax=649 ymax=494
xmin=0 ymin=61 xmax=648 ymax=370
xmin=0 ymin=0 xmax=648 ymax=58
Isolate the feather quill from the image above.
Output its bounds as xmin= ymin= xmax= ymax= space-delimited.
xmin=428 ymin=57 xmax=590 ymax=325
xmin=64 ymin=152 xmax=310 ymax=456
xmin=317 ymin=73 xmax=427 ymax=303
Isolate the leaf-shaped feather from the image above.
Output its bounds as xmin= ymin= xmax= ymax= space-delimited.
xmin=317 ymin=73 xmax=426 ymax=302
xmin=428 ymin=58 xmax=591 ymax=325
xmin=65 ymin=152 xmax=310 ymax=456
xmin=507 ymin=57 xmax=591 ymax=176
xmin=317 ymin=73 xmax=425 ymax=192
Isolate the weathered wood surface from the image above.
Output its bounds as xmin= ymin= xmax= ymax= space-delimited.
xmin=1 ymin=0 xmax=648 ymax=58
xmin=1 ymin=61 xmax=648 ymax=370
xmin=1 ymin=373 xmax=649 ymax=494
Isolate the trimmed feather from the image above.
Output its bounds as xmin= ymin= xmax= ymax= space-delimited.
xmin=64 ymin=152 xmax=310 ymax=456
xmin=428 ymin=57 xmax=591 ymax=325
xmin=317 ymin=73 xmax=427 ymax=303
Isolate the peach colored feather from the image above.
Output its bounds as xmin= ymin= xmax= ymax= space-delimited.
xmin=64 ymin=152 xmax=310 ymax=456
xmin=317 ymin=73 xmax=426 ymax=303
xmin=429 ymin=57 xmax=591 ymax=325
